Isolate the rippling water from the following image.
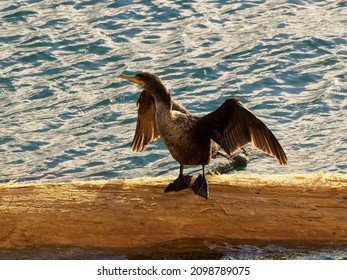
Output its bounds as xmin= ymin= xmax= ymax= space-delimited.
xmin=0 ymin=0 xmax=346 ymax=258
xmin=0 ymin=0 xmax=346 ymax=182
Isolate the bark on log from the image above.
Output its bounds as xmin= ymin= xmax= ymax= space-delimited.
xmin=0 ymin=172 xmax=346 ymax=251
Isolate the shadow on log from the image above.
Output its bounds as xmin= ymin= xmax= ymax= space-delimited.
xmin=0 ymin=172 xmax=346 ymax=253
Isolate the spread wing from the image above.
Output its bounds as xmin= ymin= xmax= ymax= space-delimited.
xmin=198 ymin=98 xmax=287 ymax=165
xmin=131 ymin=90 xmax=190 ymax=152
xmin=131 ymin=90 xmax=159 ymax=152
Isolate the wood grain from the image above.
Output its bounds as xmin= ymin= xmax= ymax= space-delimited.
xmin=0 ymin=172 xmax=346 ymax=250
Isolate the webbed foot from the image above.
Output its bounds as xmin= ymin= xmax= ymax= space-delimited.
xmin=191 ymin=174 xmax=209 ymax=199
xmin=164 ymin=175 xmax=192 ymax=192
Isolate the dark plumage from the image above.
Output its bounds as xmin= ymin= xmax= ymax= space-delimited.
xmin=120 ymin=72 xmax=287 ymax=198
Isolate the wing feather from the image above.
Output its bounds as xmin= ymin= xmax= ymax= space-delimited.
xmin=131 ymin=90 xmax=159 ymax=152
xmin=198 ymin=98 xmax=287 ymax=165
xmin=131 ymin=90 xmax=189 ymax=152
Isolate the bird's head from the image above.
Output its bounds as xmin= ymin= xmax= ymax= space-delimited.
xmin=119 ymin=72 xmax=171 ymax=105
xmin=119 ymin=72 xmax=166 ymax=93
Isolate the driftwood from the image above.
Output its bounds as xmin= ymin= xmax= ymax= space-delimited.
xmin=0 ymin=172 xmax=346 ymax=252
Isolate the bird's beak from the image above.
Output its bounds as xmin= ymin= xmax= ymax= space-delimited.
xmin=119 ymin=74 xmax=145 ymax=87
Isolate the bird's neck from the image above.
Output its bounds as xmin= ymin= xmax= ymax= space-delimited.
xmin=151 ymin=86 xmax=173 ymax=112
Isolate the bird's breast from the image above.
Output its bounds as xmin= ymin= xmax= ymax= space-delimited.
xmin=155 ymin=110 xmax=212 ymax=165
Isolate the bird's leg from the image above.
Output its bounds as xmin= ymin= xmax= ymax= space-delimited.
xmin=191 ymin=165 xmax=209 ymax=199
xmin=164 ymin=165 xmax=192 ymax=192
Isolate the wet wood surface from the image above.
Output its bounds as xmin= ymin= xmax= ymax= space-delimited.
xmin=0 ymin=172 xmax=346 ymax=250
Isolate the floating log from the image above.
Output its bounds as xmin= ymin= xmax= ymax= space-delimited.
xmin=0 ymin=172 xmax=346 ymax=252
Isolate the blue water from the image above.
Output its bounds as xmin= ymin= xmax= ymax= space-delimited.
xmin=0 ymin=0 xmax=346 ymax=259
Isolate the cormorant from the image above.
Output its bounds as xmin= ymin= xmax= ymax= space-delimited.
xmin=120 ymin=72 xmax=287 ymax=198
